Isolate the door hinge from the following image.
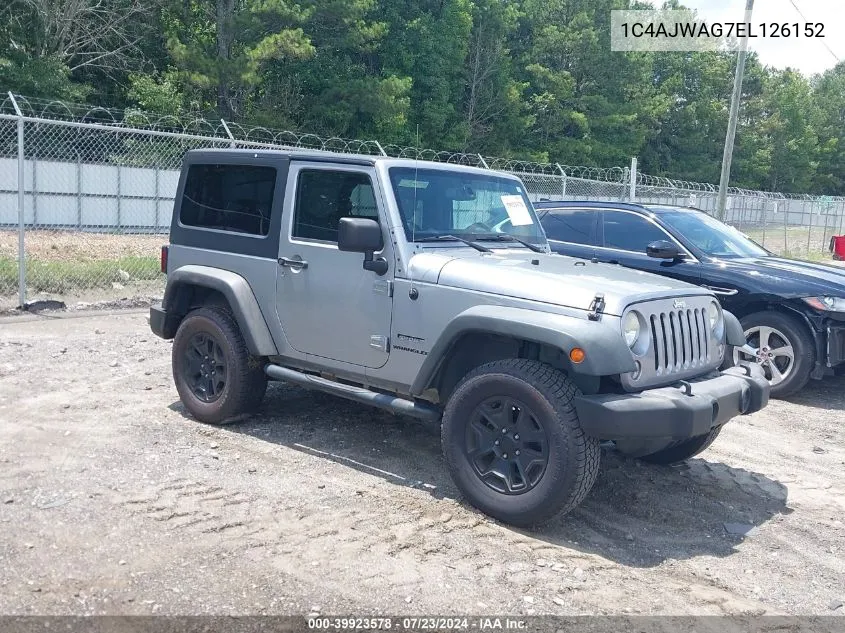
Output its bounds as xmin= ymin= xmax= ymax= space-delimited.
xmin=369 ymin=335 xmax=389 ymax=352
xmin=373 ymin=280 xmax=393 ymax=297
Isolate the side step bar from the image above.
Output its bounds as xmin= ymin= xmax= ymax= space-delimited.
xmin=264 ymin=364 xmax=441 ymax=422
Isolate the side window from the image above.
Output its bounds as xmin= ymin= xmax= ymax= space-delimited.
xmin=180 ymin=164 xmax=276 ymax=236
xmin=293 ymin=170 xmax=375 ymax=242
xmin=541 ymin=209 xmax=595 ymax=245
xmin=602 ymin=210 xmax=670 ymax=252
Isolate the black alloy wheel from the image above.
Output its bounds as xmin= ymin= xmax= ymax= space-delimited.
xmin=466 ymin=396 xmax=549 ymax=494
xmin=183 ymin=332 xmax=228 ymax=403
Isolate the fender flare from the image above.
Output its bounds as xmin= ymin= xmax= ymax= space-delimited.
xmin=723 ymin=309 xmax=747 ymax=347
xmin=409 ymin=305 xmax=637 ymax=396
xmin=163 ymin=265 xmax=277 ymax=356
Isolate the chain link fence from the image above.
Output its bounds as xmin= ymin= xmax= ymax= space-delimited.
xmin=3 ymin=92 xmax=845 ymax=311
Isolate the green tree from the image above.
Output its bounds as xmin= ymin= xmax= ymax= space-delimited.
xmin=642 ymin=51 xmax=768 ymax=186
xmin=459 ymin=0 xmax=528 ymax=154
xmin=757 ymin=69 xmax=819 ymax=192
xmin=163 ymin=0 xmax=314 ymax=119
xmin=517 ymin=0 xmax=668 ymax=166
xmin=253 ymin=0 xmax=410 ymax=139
xmin=378 ymin=0 xmax=473 ymax=147
xmin=812 ymin=62 xmax=845 ymax=194
xmin=0 ymin=0 xmax=155 ymax=102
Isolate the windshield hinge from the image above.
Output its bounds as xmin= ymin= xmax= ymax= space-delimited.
xmin=588 ymin=293 xmax=606 ymax=321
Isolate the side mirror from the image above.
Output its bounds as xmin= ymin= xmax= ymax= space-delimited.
xmin=338 ymin=217 xmax=388 ymax=275
xmin=646 ymin=240 xmax=682 ymax=260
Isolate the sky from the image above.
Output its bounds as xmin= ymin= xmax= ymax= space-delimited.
xmin=680 ymin=0 xmax=843 ymax=76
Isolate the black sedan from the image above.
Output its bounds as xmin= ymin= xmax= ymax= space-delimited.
xmin=535 ymin=200 xmax=845 ymax=397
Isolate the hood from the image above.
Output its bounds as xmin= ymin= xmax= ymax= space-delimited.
xmin=712 ymin=256 xmax=845 ymax=297
xmin=406 ymin=247 xmax=711 ymax=315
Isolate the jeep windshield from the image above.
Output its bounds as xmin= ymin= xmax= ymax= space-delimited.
xmin=388 ymin=167 xmax=546 ymax=248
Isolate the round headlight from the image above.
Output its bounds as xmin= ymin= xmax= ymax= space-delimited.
xmin=623 ymin=311 xmax=641 ymax=348
xmin=709 ymin=300 xmax=723 ymax=332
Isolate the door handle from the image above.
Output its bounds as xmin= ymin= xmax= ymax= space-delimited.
xmin=278 ymin=256 xmax=308 ymax=270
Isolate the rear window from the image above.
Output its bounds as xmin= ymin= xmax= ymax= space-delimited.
xmin=180 ymin=164 xmax=277 ymax=236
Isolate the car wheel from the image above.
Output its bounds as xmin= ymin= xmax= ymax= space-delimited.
xmin=441 ymin=359 xmax=600 ymax=527
xmin=639 ymin=426 xmax=722 ymax=465
xmin=172 ymin=307 xmax=268 ymax=424
xmin=730 ymin=311 xmax=814 ymax=398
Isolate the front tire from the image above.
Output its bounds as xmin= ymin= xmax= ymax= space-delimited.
xmin=730 ymin=311 xmax=814 ymax=398
xmin=441 ymin=359 xmax=600 ymax=527
xmin=172 ymin=307 xmax=268 ymax=425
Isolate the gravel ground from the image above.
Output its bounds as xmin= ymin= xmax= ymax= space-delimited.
xmin=1 ymin=310 xmax=844 ymax=617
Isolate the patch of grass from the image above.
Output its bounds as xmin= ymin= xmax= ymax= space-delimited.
xmin=0 ymin=256 xmax=161 ymax=295
xmin=780 ymin=250 xmax=833 ymax=262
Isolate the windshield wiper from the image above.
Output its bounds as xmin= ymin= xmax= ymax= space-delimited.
xmin=416 ymin=235 xmax=492 ymax=252
xmin=476 ymin=234 xmax=546 ymax=253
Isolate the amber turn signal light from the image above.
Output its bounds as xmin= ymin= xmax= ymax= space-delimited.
xmin=569 ymin=348 xmax=585 ymax=363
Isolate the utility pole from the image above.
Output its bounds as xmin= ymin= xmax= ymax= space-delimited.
xmin=716 ymin=0 xmax=754 ymax=220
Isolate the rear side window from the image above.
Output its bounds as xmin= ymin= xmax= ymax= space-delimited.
xmin=541 ymin=208 xmax=595 ymax=245
xmin=292 ymin=170 xmax=376 ymax=242
xmin=180 ymin=164 xmax=276 ymax=236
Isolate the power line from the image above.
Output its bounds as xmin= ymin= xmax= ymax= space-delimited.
xmin=787 ymin=0 xmax=841 ymax=63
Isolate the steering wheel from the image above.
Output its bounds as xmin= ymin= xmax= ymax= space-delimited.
xmin=491 ymin=218 xmax=513 ymax=233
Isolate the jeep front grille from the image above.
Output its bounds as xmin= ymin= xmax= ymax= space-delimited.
xmin=648 ymin=308 xmax=709 ymax=374
xmin=620 ymin=296 xmax=722 ymax=391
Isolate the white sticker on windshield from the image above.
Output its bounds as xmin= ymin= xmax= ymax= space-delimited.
xmin=500 ymin=195 xmax=533 ymax=226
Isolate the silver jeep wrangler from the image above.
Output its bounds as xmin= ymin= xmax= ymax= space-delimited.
xmin=150 ymin=149 xmax=769 ymax=526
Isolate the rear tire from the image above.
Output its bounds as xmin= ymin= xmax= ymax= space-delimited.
xmin=639 ymin=426 xmax=722 ymax=465
xmin=441 ymin=359 xmax=600 ymax=527
xmin=172 ymin=307 xmax=267 ymax=425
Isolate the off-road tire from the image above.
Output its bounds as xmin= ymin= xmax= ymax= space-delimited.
xmin=172 ymin=307 xmax=267 ymax=425
xmin=639 ymin=425 xmax=723 ymax=465
xmin=441 ymin=359 xmax=600 ymax=527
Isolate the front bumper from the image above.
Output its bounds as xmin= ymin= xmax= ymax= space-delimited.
xmin=574 ymin=364 xmax=769 ymax=441
xmin=827 ymin=321 xmax=845 ymax=368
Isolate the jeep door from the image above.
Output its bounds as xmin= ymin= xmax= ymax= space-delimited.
xmin=275 ymin=162 xmax=393 ymax=369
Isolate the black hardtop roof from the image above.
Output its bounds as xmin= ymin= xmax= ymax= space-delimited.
xmin=184 ymin=147 xmax=378 ymax=166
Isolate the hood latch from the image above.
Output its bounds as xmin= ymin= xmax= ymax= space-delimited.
xmin=588 ymin=293 xmax=606 ymax=321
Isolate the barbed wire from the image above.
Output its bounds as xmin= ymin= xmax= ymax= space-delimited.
xmin=2 ymin=92 xmax=844 ymax=202
xmin=485 ymin=158 xmax=560 ymax=175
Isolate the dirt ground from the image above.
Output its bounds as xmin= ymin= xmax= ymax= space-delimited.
xmin=1 ymin=310 xmax=844 ymax=617
xmin=0 ymin=231 xmax=165 ymax=263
